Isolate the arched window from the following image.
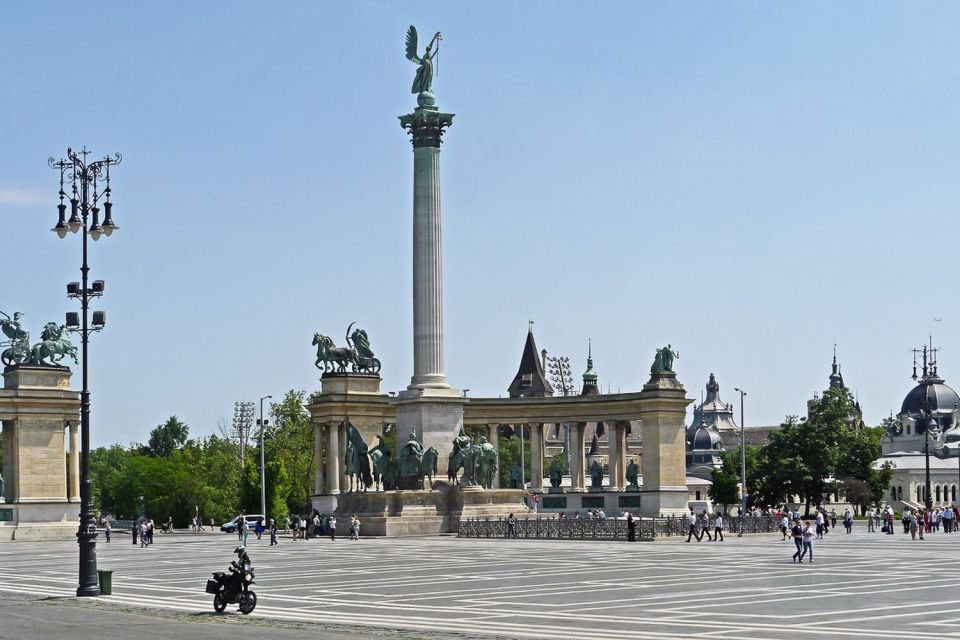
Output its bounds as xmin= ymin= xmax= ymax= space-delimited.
xmin=695 ymin=490 xmax=701 ymax=501
xmin=936 ymin=486 xmax=941 ymax=502
xmin=918 ymin=486 xmax=923 ymax=502
xmin=953 ymin=485 xmax=957 ymax=502
xmin=891 ymin=487 xmax=897 ymax=501
xmin=906 ymin=422 xmax=912 ymax=435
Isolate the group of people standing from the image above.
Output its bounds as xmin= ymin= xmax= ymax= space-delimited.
xmin=282 ymin=512 xmax=361 ymax=542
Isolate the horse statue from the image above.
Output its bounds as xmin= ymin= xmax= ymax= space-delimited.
xmin=420 ymin=446 xmax=438 ymax=488
xmin=28 ymin=322 xmax=78 ymax=367
xmin=462 ymin=439 xmax=483 ymax=486
xmin=447 ymin=426 xmax=470 ymax=485
xmin=0 ymin=310 xmax=30 ymax=367
xmin=312 ymin=333 xmax=354 ymax=373
xmin=347 ymin=323 xmax=381 ymax=374
xmin=369 ymin=435 xmax=391 ymax=491
xmin=342 ymin=422 xmax=372 ymax=493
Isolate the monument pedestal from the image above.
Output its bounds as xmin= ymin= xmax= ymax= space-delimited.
xmin=394 ymin=389 xmax=468 ymax=479
xmin=637 ymin=372 xmax=692 ymax=517
xmin=0 ymin=366 xmax=80 ymax=542
xmin=328 ymin=486 xmax=528 ymax=537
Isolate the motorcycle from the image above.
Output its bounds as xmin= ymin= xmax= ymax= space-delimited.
xmin=206 ymin=546 xmax=257 ymax=614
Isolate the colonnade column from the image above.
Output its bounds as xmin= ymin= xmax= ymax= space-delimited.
xmin=314 ymin=422 xmax=324 ymax=495
xmin=570 ymin=422 xmax=586 ymax=491
xmin=489 ymin=424 xmax=500 ymax=489
xmin=529 ymin=423 xmax=544 ymax=491
xmin=325 ymin=422 xmax=340 ymax=495
xmin=607 ymin=421 xmax=621 ymax=492
xmin=68 ymin=422 xmax=80 ymax=502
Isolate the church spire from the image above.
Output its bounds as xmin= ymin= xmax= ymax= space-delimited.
xmin=581 ymin=339 xmax=600 ymax=395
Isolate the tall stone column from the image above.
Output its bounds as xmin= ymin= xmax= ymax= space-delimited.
xmin=314 ymin=422 xmax=324 ymax=495
xmin=400 ymin=106 xmax=455 ymax=391
xmin=607 ymin=421 xmax=621 ymax=492
xmin=489 ymin=424 xmax=500 ymax=489
xmin=614 ymin=421 xmax=628 ymax=489
xmin=529 ymin=423 xmax=544 ymax=491
xmin=638 ymin=373 xmax=692 ymax=517
xmin=68 ymin=422 xmax=80 ymax=502
xmin=570 ymin=422 xmax=586 ymax=491
xmin=325 ymin=422 xmax=341 ymax=495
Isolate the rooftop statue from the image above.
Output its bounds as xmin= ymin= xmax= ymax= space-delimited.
xmin=0 ymin=310 xmax=30 ymax=367
xmin=405 ymin=26 xmax=442 ymax=105
xmin=28 ymin=322 xmax=78 ymax=367
xmin=650 ymin=344 xmax=679 ymax=375
xmin=313 ymin=324 xmax=381 ymax=374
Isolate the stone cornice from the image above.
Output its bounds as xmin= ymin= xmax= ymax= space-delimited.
xmin=399 ymin=107 xmax=454 ymax=149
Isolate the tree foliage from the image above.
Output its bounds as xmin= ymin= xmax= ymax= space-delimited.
xmin=89 ymin=390 xmax=316 ymax=527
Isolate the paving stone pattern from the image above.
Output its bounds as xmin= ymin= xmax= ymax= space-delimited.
xmin=0 ymin=528 xmax=957 ymax=639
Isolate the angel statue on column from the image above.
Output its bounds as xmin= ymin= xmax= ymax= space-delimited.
xmin=406 ymin=25 xmax=442 ymax=104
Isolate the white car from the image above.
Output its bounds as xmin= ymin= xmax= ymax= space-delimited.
xmin=220 ymin=514 xmax=265 ymax=533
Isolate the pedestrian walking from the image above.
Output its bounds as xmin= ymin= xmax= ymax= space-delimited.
xmin=627 ymin=513 xmax=636 ymax=542
xmin=506 ymin=513 xmax=518 ymax=539
xmin=241 ymin=518 xmax=250 ymax=546
xmin=780 ymin=514 xmax=789 ymax=540
xmin=790 ymin=518 xmax=804 ymax=563
xmin=104 ymin=519 xmax=111 ymax=543
xmin=714 ymin=512 xmax=724 ymax=542
xmin=132 ymin=521 xmax=138 ymax=545
xmin=351 ymin=514 xmax=361 ymax=540
xmin=686 ymin=510 xmax=699 ymax=542
xmin=843 ymin=508 xmax=853 ymax=534
xmin=815 ymin=510 xmax=825 ymax=539
xmin=830 ymin=508 xmax=837 ymax=530
xmin=886 ymin=506 xmax=895 ymax=535
xmin=255 ymin=518 xmax=264 ymax=540
xmin=139 ymin=520 xmax=148 ymax=548
xmin=800 ymin=520 xmax=815 ymax=563
xmin=269 ymin=518 xmax=278 ymax=546
xmin=700 ymin=511 xmax=712 ymax=542
xmin=943 ymin=505 xmax=954 ymax=533
xmin=909 ymin=510 xmax=919 ymax=540
xmin=238 ymin=515 xmax=245 ymax=541
xmin=329 ymin=515 xmax=337 ymax=541
xmin=866 ymin=507 xmax=875 ymax=532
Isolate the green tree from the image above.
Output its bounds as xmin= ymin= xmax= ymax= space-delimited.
xmin=266 ymin=390 xmax=315 ymax=515
xmin=147 ymin=416 xmax=189 ymax=458
xmin=497 ymin=428 xmax=530 ymax=488
xmin=710 ymin=445 xmax=764 ymax=509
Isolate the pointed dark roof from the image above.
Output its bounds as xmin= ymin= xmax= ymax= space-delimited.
xmin=508 ymin=325 xmax=554 ymax=398
xmin=581 ymin=340 xmax=600 ymax=396
xmin=829 ymin=346 xmax=844 ymax=389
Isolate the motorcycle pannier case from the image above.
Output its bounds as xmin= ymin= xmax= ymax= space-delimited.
xmin=205 ymin=579 xmax=220 ymax=594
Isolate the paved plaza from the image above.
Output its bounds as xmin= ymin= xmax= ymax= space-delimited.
xmin=1 ymin=529 xmax=958 ymax=639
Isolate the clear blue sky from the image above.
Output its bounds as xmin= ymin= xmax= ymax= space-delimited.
xmin=3 ymin=3 xmax=958 ymax=446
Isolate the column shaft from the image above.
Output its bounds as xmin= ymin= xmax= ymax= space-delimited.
xmin=571 ymin=423 xmax=586 ymax=491
xmin=410 ymin=146 xmax=449 ymax=389
xmin=530 ymin=423 xmax=544 ymax=491
xmin=326 ymin=422 xmax=341 ymax=495
xmin=314 ymin=422 xmax=324 ymax=495
xmin=489 ymin=425 xmax=500 ymax=489
xmin=68 ymin=423 xmax=80 ymax=502
xmin=607 ymin=421 xmax=621 ymax=492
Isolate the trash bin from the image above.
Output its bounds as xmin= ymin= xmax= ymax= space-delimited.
xmin=98 ymin=569 xmax=113 ymax=595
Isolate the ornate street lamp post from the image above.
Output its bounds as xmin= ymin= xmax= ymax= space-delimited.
xmin=258 ymin=395 xmax=272 ymax=518
xmin=734 ymin=387 xmax=747 ymax=535
xmin=49 ymin=147 xmax=121 ymax=597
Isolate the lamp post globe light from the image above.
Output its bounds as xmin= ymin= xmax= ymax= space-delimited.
xmin=258 ymin=395 xmax=272 ymax=519
xmin=49 ymin=147 xmax=121 ymax=597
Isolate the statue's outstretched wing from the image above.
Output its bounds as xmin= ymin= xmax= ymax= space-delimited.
xmin=405 ymin=25 xmax=420 ymax=63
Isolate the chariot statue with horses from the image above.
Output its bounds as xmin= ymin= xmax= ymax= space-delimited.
xmin=1 ymin=311 xmax=77 ymax=368
xmin=312 ymin=323 xmax=381 ymax=374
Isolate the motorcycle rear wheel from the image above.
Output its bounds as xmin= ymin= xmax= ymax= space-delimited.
xmin=213 ymin=591 xmax=227 ymax=613
xmin=239 ymin=590 xmax=257 ymax=614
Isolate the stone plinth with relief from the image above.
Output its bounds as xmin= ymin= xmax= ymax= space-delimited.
xmin=637 ymin=371 xmax=692 ymax=517
xmin=0 ymin=365 xmax=81 ymax=541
